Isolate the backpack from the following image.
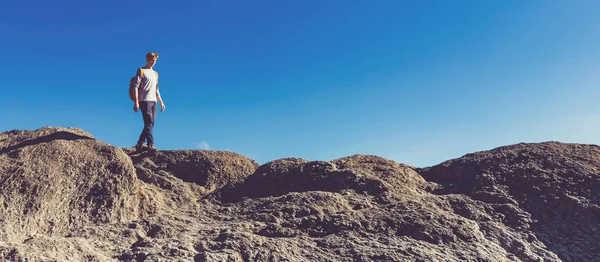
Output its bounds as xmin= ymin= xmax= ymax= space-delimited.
xmin=129 ymin=68 xmax=159 ymax=101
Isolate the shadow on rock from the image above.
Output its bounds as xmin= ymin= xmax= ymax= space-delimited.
xmin=0 ymin=131 xmax=93 ymax=154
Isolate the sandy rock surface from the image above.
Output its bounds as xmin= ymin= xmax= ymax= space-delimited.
xmin=0 ymin=128 xmax=598 ymax=261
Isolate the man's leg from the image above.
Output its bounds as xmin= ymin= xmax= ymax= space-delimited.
xmin=137 ymin=101 xmax=153 ymax=146
xmin=146 ymin=101 xmax=157 ymax=146
xmin=151 ymin=102 xmax=157 ymax=127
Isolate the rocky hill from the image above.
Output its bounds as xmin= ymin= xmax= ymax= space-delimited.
xmin=0 ymin=127 xmax=598 ymax=261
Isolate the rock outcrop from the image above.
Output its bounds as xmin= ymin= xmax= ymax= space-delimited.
xmin=0 ymin=127 xmax=140 ymax=243
xmin=212 ymin=155 xmax=423 ymax=203
xmin=0 ymin=128 xmax=597 ymax=261
xmin=418 ymin=142 xmax=600 ymax=261
xmin=124 ymin=148 xmax=259 ymax=217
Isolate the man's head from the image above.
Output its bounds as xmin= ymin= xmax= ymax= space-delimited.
xmin=145 ymin=52 xmax=159 ymax=68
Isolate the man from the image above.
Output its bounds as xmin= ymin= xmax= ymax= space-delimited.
xmin=133 ymin=52 xmax=166 ymax=151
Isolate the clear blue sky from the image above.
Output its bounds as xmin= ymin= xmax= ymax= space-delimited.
xmin=2 ymin=1 xmax=600 ymax=167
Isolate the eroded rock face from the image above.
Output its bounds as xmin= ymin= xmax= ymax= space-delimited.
xmin=0 ymin=128 xmax=596 ymax=261
xmin=124 ymin=149 xmax=259 ymax=217
xmin=0 ymin=127 xmax=140 ymax=242
xmin=214 ymin=155 xmax=425 ymax=203
xmin=418 ymin=142 xmax=600 ymax=261
xmin=203 ymin=154 xmax=559 ymax=261
xmin=126 ymin=149 xmax=259 ymax=191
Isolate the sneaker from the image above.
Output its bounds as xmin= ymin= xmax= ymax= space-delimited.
xmin=147 ymin=144 xmax=157 ymax=152
xmin=135 ymin=143 xmax=145 ymax=152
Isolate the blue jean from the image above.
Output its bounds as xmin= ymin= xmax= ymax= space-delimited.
xmin=137 ymin=101 xmax=157 ymax=145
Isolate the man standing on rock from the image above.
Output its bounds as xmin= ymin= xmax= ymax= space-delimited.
xmin=133 ymin=52 xmax=166 ymax=151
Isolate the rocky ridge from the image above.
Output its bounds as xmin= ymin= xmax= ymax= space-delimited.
xmin=0 ymin=127 xmax=597 ymax=261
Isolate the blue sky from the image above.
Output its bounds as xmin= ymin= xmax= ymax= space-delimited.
xmin=1 ymin=1 xmax=600 ymax=167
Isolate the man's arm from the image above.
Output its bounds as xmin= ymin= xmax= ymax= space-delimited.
xmin=157 ymin=86 xmax=165 ymax=112
xmin=134 ymin=89 xmax=140 ymax=112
